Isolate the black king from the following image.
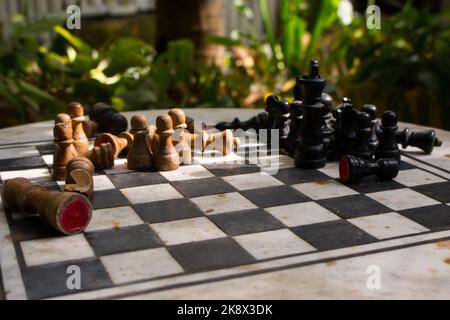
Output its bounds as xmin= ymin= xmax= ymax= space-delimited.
xmin=294 ymin=59 xmax=328 ymax=169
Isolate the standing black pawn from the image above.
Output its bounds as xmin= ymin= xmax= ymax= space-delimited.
xmin=339 ymin=155 xmax=399 ymax=184
xmin=321 ymin=93 xmax=336 ymax=160
xmin=361 ymin=104 xmax=379 ymax=153
xmin=340 ymin=97 xmax=358 ymax=147
xmin=348 ymin=112 xmax=373 ymax=160
xmin=376 ymin=111 xmax=401 ymax=162
xmin=272 ymin=99 xmax=291 ymax=149
xmin=294 ymin=59 xmax=327 ymax=169
xmin=395 ymin=128 xmax=442 ymax=154
xmin=285 ymin=101 xmax=303 ymax=155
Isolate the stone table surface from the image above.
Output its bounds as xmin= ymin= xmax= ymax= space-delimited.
xmin=0 ymin=108 xmax=449 ymax=300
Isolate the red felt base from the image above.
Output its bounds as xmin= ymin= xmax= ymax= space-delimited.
xmin=60 ymin=197 xmax=91 ymax=234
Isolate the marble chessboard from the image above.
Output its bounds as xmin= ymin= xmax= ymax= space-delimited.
xmin=0 ymin=136 xmax=450 ymax=300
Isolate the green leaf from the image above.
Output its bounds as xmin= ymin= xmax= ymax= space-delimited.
xmin=53 ymin=25 xmax=92 ymax=55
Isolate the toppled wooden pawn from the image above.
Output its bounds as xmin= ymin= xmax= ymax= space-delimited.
xmin=65 ymin=157 xmax=95 ymax=198
xmin=169 ymin=108 xmax=192 ymax=164
xmin=52 ymin=114 xmax=78 ymax=181
xmin=127 ymin=115 xmax=153 ymax=170
xmin=2 ymin=178 xmax=92 ymax=235
xmin=203 ymin=129 xmax=240 ymax=156
xmin=68 ymin=102 xmax=90 ymax=157
xmin=95 ymin=132 xmax=134 ymax=157
xmin=154 ymin=114 xmax=180 ymax=171
xmin=88 ymin=142 xmax=115 ymax=169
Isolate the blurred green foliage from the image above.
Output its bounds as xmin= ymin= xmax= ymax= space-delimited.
xmin=0 ymin=0 xmax=449 ymax=130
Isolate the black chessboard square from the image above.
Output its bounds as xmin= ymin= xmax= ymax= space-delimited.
xmin=91 ymin=189 xmax=130 ymax=209
xmin=171 ymin=176 xmax=236 ymax=198
xmin=398 ymin=160 xmax=415 ymax=171
xmin=317 ymin=194 xmax=392 ymax=219
xmin=86 ymin=224 xmax=162 ymax=256
xmin=107 ymin=171 xmax=168 ymax=189
xmin=9 ymin=216 xmax=61 ymax=242
xmin=412 ymin=182 xmax=450 ymax=203
xmin=168 ymin=237 xmax=256 ymax=272
xmin=346 ymin=176 xmax=405 ymax=194
xmin=22 ymin=258 xmax=112 ymax=300
xmin=291 ymin=220 xmax=377 ymax=251
xmin=36 ymin=143 xmax=55 ymax=155
xmin=0 ymin=157 xmax=46 ymax=171
xmin=209 ymin=209 xmax=284 ymax=236
xmin=133 ymin=198 xmax=203 ymax=224
xmin=399 ymin=204 xmax=450 ymax=231
xmin=241 ymin=185 xmax=309 ymax=208
xmin=274 ymin=168 xmax=330 ymax=185
xmin=203 ymin=163 xmax=260 ymax=177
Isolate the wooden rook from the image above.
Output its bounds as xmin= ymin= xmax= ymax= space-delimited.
xmin=154 ymin=114 xmax=180 ymax=171
xmin=68 ymin=102 xmax=90 ymax=157
xmin=2 ymin=178 xmax=92 ymax=235
xmin=127 ymin=114 xmax=153 ymax=170
xmin=65 ymin=157 xmax=95 ymax=198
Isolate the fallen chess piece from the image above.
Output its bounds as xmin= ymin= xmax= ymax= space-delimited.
xmin=2 ymin=177 xmax=92 ymax=235
xmin=89 ymin=102 xmax=128 ymax=136
xmin=94 ymin=132 xmax=134 ymax=157
xmin=64 ymin=157 xmax=94 ymax=198
xmin=203 ymin=130 xmax=240 ymax=156
xmin=395 ymin=128 xmax=442 ymax=154
xmin=339 ymin=155 xmax=399 ymax=184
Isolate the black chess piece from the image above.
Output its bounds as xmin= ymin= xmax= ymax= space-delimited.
xmin=321 ymin=93 xmax=336 ymax=160
xmin=348 ymin=112 xmax=373 ymax=160
xmin=361 ymin=104 xmax=379 ymax=153
xmin=395 ymin=128 xmax=442 ymax=154
xmin=294 ymin=59 xmax=327 ymax=169
xmin=375 ymin=110 xmax=401 ymax=162
xmin=89 ymin=103 xmax=128 ymax=136
xmin=339 ymin=155 xmax=399 ymax=184
xmin=215 ymin=112 xmax=268 ymax=131
xmin=267 ymin=98 xmax=290 ymax=148
xmin=285 ymin=100 xmax=303 ymax=155
xmin=340 ymin=97 xmax=358 ymax=146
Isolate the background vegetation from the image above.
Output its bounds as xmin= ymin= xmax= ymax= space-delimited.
xmin=0 ymin=0 xmax=449 ymax=129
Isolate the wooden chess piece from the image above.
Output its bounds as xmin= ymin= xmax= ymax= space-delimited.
xmin=2 ymin=178 xmax=92 ymax=235
xmin=186 ymin=115 xmax=206 ymax=134
xmin=169 ymin=108 xmax=192 ymax=164
xmin=68 ymin=102 xmax=90 ymax=157
xmin=65 ymin=157 xmax=94 ymax=198
xmin=52 ymin=114 xmax=78 ymax=181
xmin=89 ymin=102 xmax=128 ymax=136
xmin=127 ymin=114 xmax=153 ymax=170
xmin=153 ymin=114 xmax=180 ymax=171
xmin=203 ymin=129 xmax=240 ymax=156
xmin=88 ymin=143 xmax=115 ymax=169
xmin=94 ymin=132 xmax=134 ymax=157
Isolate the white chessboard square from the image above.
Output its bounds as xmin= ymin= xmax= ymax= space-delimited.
xmin=318 ymin=161 xmax=340 ymax=179
xmin=234 ymin=229 xmax=315 ymax=260
xmin=120 ymin=183 xmax=183 ymax=204
xmin=0 ymin=168 xmax=51 ymax=183
xmin=85 ymin=206 xmax=144 ymax=232
xmin=367 ymin=188 xmax=440 ymax=211
xmin=20 ymin=234 xmax=94 ymax=267
xmin=292 ymin=179 xmax=358 ymax=200
xmin=222 ymin=172 xmax=283 ymax=191
xmin=248 ymin=154 xmax=295 ymax=170
xmin=192 ymin=152 xmax=244 ymax=165
xmin=349 ymin=212 xmax=429 ymax=239
xmin=266 ymin=202 xmax=340 ymax=227
xmin=393 ymin=169 xmax=446 ymax=187
xmin=0 ymin=146 xmax=39 ymax=160
xmin=93 ymin=175 xmax=115 ymax=191
xmin=150 ymin=217 xmax=226 ymax=246
xmin=42 ymin=154 xmax=53 ymax=166
xmin=159 ymin=165 xmax=214 ymax=181
xmin=100 ymin=248 xmax=183 ymax=284
xmin=190 ymin=192 xmax=258 ymax=215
